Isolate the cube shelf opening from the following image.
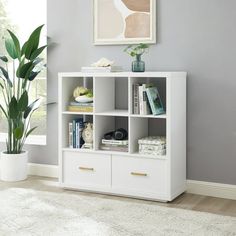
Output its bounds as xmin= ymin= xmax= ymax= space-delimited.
xmin=130 ymin=77 xmax=166 ymax=115
xmin=61 ymin=114 xmax=93 ymax=149
xmin=95 ymin=77 xmax=128 ymax=114
xmin=129 ymin=117 xmax=166 ymax=156
xmin=95 ymin=116 xmax=129 ymax=153
xmin=61 ymin=76 xmax=93 ymax=112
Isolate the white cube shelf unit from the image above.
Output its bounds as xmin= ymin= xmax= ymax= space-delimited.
xmin=58 ymin=72 xmax=187 ymax=202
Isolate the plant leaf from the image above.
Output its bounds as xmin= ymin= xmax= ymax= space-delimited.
xmin=0 ymin=66 xmax=13 ymax=87
xmin=21 ymin=41 xmax=28 ymax=56
xmin=25 ymin=25 xmax=44 ymax=60
xmin=30 ymin=45 xmax=47 ymax=60
xmin=26 ymin=126 xmax=37 ymax=138
xmin=0 ymin=105 xmax=8 ymax=118
xmin=0 ymin=55 xmax=8 ymax=62
xmin=14 ymin=125 xmax=24 ymax=139
xmin=18 ymin=91 xmax=28 ymax=111
xmin=9 ymin=96 xmax=19 ymax=119
xmin=23 ymin=98 xmax=41 ymax=119
xmin=5 ymin=38 xmax=18 ymax=59
xmin=28 ymin=71 xmax=40 ymax=81
xmin=7 ymin=30 xmax=21 ymax=60
xmin=16 ymin=61 xmax=33 ymax=78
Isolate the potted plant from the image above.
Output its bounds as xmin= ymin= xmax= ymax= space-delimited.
xmin=0 ymin=25 xmax=46 ymax=181
xmin=124 ymin=43 xmax=149 ymax=72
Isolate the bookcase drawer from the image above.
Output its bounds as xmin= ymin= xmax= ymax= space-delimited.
xmin=112 ymin=155 xmax=167 ymax=197
xmin=63 ymin=152 xmax=111 ymax=188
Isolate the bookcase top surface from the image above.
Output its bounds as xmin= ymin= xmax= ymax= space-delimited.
xmin=58 ymin=71 xmax=187 ymax=78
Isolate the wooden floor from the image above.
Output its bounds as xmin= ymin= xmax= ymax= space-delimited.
xmin=1 ymin=176 xmax=235 ymax=217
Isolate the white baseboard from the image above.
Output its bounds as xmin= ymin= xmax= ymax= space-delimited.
xmin=187 ymin=180 xmax=236 ymax=201
xmin=28 ymin=163 xmax=58 ymax=178
xmin=18 ymin=164 xmax=236 ymax=201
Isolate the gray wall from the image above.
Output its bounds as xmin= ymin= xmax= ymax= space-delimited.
xmin=7 ymin=0 xmax=236 ymax=185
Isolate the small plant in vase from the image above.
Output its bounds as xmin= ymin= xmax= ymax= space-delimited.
xmin=124 ymin=43 xmax=149 ymax=72
xmin=0 ymin=25 xmax=46 ymax=181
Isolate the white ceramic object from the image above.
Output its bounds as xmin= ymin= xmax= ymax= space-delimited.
xmin=75 ymin=95 xmax=93 ymax=103
xmin=91 ymin=57 xmax=114 ymax=67
xmin=0 ymin=151 xmax=28 ymax=182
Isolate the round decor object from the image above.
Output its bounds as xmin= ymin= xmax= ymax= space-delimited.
xmin=75 ymin=95 xmax=93 ymax=103
xmin=82 ymin=123 xmax=93 ymax=149
xmin=0 ymin=151 xmax=28 ymax=182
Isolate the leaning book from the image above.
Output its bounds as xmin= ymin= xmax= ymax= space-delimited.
xmin=146 ymin=87 xmax=165 ymax=115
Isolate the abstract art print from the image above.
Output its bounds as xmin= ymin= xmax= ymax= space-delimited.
xmin=94 ymin=0 xmax=156 ymax=45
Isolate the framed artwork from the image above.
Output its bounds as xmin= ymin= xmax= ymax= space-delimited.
xmin=94 ymin=0 xmax=156 ymax=45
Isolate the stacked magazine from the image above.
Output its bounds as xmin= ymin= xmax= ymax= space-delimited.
xmin=100 ymin=139 xmax=128 ymax=152
xmin=132 ymin=84 xmax=165 ymax=115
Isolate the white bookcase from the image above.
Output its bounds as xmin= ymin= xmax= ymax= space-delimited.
xmin=58 ymin=72 xmax=187 ymax=202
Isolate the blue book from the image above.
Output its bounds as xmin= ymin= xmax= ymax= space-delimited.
xmin=146 ymin=87 xmax=165 ymax=115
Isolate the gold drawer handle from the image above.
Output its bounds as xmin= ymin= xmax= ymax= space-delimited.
xmin=79 ymin=167 xmax=94 ymax=171
xmin=131 ymin=172 xmax=147 ymax=177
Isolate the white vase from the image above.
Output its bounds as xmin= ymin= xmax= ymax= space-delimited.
xmin=0 ymin=151 xmax=28 ymax=182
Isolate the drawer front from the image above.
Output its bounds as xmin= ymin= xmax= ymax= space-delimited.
xmin=112 ymin=155 xmax=167 ymax=196
xmin=63 ymin=152 xmax=111 ymax=188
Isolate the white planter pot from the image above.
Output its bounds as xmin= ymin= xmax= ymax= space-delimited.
xmin=0 ymin=151 xmax=28 ymax=182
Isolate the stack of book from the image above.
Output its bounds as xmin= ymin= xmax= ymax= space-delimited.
xmin=69 ymin=118 xmax=85 ymax=148
xmin=100 ymin=139 xmax=128 ymax=152
xmin=68 ymin=101 xmax=93 ymax=113
xmin=132 ymin=84 xmax=165 ymax=115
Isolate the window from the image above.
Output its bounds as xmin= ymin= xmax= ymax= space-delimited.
xmin=0 ymin=0 xmax=47 ymax=145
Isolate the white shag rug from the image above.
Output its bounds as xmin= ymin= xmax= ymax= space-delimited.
xmin=0 ymin=188 xmax=236 ymax=236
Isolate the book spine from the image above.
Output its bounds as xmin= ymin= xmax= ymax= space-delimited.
xmin=139 ymin=85 xmax=144 ymax=115
xmin=72 ymin=120 xmax=76 ymax=148
xmin=69 ymin=123 xmax=73 ymax=148
xmin=133 ymin=84 xmax=139 ymax=114
xmin=76 ymin=122 xmax=80 ymax=149
xmin=142 ymin=84 xmax=151 ymax=115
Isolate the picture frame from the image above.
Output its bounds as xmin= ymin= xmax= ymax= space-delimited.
xmin=94 ymin=0 xmax=156 ymax=45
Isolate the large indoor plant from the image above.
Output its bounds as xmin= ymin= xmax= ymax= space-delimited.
xmin=0 ymin=25 xmax=46 ymax=181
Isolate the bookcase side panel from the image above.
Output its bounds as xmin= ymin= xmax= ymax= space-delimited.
xmin=167 ymin=75 xmax=187 ymax=199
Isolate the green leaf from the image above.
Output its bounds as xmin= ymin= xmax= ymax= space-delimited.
xmin=21 ymin=41 xmax=28 ymax=56
xmin=28 ymin=71 xmax=40 ymax=81
xmin=18 ymin=91 xmax=28 ymax=111
xmin=0 ymin=66 xmax=13 ymax=87
xmin=9 ymin=96 xmax=19 ymax=119
xmin=5 ymin=38 xmax=18 ymax=59
xmin=23 ymin=98 xmax=41 ymax=119
xmin=7 ymin=30 xmax=21 ymax=60
xmin=14 ymin=124 xmax=24 ymax=139
xmin=25 ymin=25 xmax=44 ymax=60
xmin=0 ymin=55 xmax=8 ymax=62
xmin=30 ymin=45 xmax=47 ymax=60
xmin=26 ymin=126 xmax=37 ymax=138
xmin=0 ymin=81 xmax=4 ymax=89
xmin=16 ymin=61 xmax=33 ymax=78
xmin=0 ymin=105 xmax=8 ymax=118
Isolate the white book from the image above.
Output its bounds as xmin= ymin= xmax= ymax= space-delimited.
xmin=69 ymin=123 xmax=73 ymax=148
xmin=139 ymin=85 xmax=144 ymax=115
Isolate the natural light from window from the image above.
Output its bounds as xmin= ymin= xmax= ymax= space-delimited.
xmin=0 ymin=0 xmax=47 ymax=145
